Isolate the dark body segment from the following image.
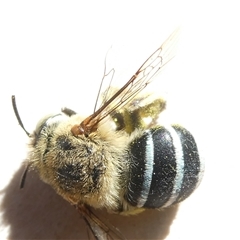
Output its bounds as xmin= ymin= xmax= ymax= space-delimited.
xmin=125 ymin=125 xmax=201 ymax=209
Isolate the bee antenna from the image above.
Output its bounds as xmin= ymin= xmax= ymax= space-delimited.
xmin=12 ymin=95 xmax=30 ymax=136
xmin=20 ymin=164 xmax=29 ymax=189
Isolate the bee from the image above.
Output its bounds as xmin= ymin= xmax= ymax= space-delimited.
xmin=12 ymin=28 xmax=204 ymax=240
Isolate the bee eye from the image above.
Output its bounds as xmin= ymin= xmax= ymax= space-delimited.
xmin=57 ymin=136 xmax=76 ymax=151
xmin=35 ymin=114 xmax=68 ymax=137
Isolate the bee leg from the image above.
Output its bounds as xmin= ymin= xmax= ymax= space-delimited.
xmin=138 ymin=97 xmax=166 ymax=116
xmin=130 ymin=97 xmax=167 ymax=131
xmin=61 ymin=107 xmax=77 ymax=116
xmin=76 ymin=204 xmax=126 ymax=240
xmin=112 ymin=97 xmax=166 ymax=133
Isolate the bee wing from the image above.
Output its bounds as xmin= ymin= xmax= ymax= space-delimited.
xmin=97 ymin=27 xmax=179 ymax=119
xmin=72 ymin=28 xmax=180 ymax=136
xmin=93 ymin=48 xmax=116 ymax=114
xmin=77 ymin=204 xmax=126 ymax=240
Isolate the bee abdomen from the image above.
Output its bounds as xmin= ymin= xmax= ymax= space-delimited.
xmin=125 ymin=125 xmax=203 ymax=209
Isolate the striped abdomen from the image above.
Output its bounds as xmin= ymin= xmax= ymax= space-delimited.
xmin=125 ymin=125 xmax=203 ymax=209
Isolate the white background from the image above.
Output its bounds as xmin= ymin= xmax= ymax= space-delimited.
xmin=0 ymin=1 xmax=239 ymax=239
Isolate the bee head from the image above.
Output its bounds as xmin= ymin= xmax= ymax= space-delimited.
xmin=11 ymin=96 xmax=70 ymax=189
xmin=32 ymin=113 xmax=68 ymax=146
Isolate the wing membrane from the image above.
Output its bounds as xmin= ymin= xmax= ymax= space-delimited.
xmin=72 ymin=28 xmax=180 ymax=136
xmin=77 ymin=204 xmax=126 ymax=240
